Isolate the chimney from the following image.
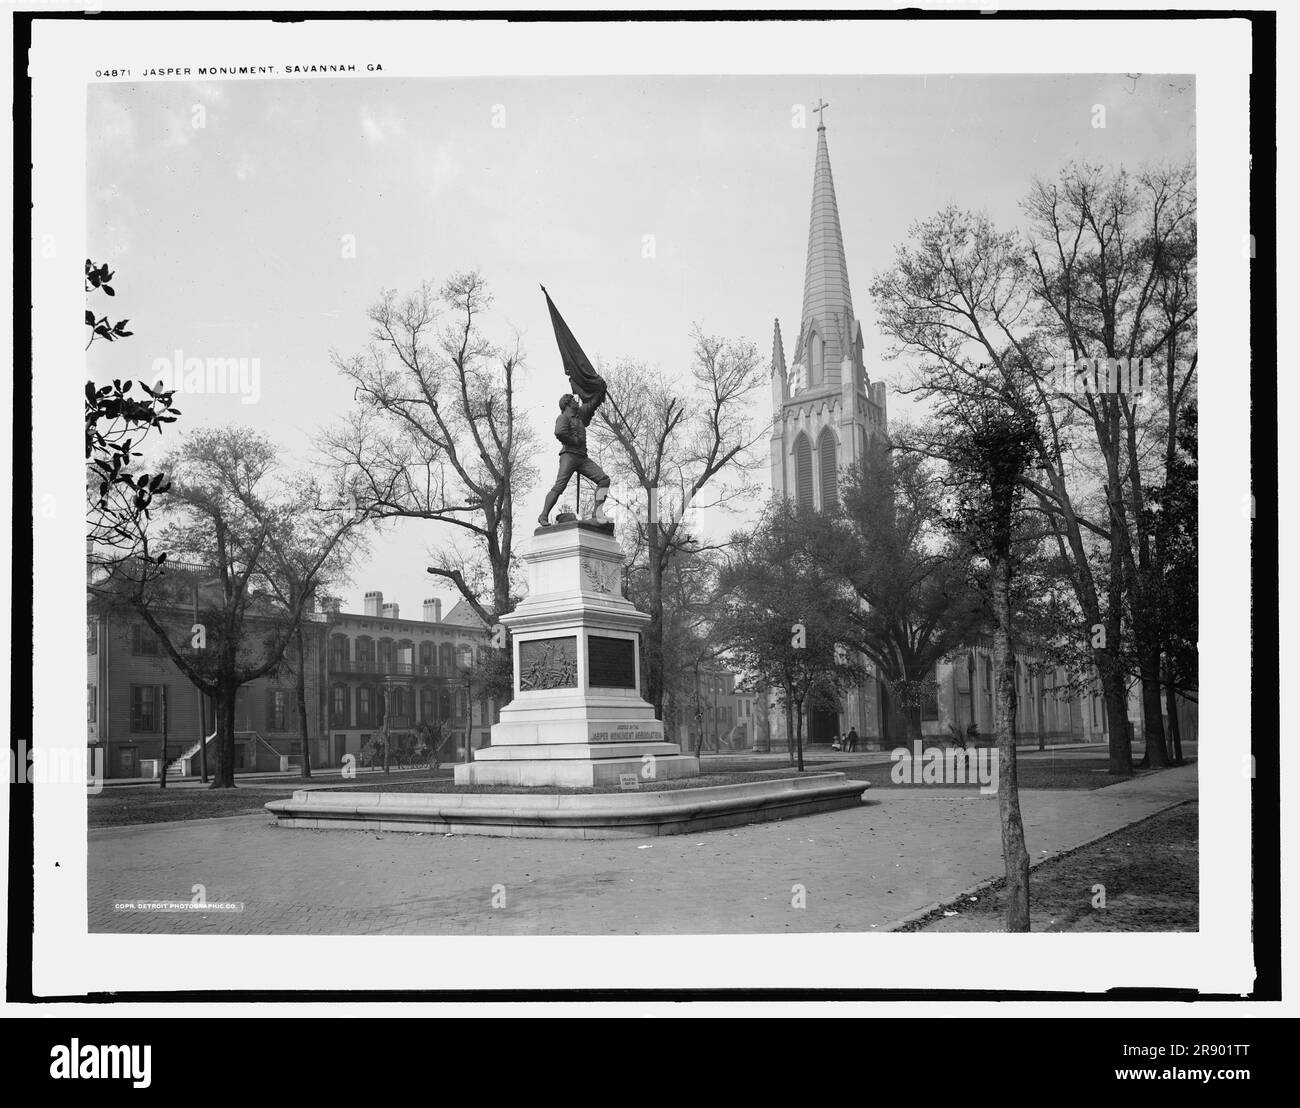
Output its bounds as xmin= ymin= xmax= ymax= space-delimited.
xmin=423 ymin=598 xmax=442 ymax=623
xmin=364 ymin=590 xmax=383 ymax=617
xmin=382 ymin=602 xmax=399 ymax=620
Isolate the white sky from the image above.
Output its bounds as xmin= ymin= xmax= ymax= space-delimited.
xmin=86 ymin=73 xmax=1194 ymax=616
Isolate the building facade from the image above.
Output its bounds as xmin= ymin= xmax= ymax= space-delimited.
xmin=674 ymin=667 xmax=757 ymax=752
xmin=87 ymin=587 xmax=497 ymax=779
xmin=322 ymin=592 xmax=496 ymax=767
xmin=86 ymin=604 xmax=328 ymax=779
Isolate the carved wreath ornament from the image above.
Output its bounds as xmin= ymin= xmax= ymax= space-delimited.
xmin=581 ymin=558 xmax=615 ymax=594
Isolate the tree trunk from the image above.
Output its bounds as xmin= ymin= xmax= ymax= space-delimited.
xmin=296 ymin=626 xmax=312 ymax=779
xmin=794 ymin=697 xmax=805 ymax=773
xmin=646 ymin=545 xmax=665 ymax=718
xmin=992 ymin=559 xmax=1030 ymax=932
xmin=905 ymin=702 xmax=923 ymax=746
xmin=1138 ymin=646 xmax=1170 ymax=767
xmin=1101 ymin=673 xmax=1131 ymax=775
xmin=159 ymin=685 xmax=169 ymax=789
xmin=210 ymin=685 xmax=237 ymax=789
xmin=1164 ymin=663 xmax=1184 ymax=764
xmin=1158 ymin=334 xmax=1187 ymax=770
xmin=692 ymin=661 xmax=703 ymax=756
xmin=784 ymin=692 xmax=795 ymax=766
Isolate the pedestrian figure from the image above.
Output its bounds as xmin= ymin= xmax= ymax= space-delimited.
xmin=845 ymin=727 xmax=859 ymax=753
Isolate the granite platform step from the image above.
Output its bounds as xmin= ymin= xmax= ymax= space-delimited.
xmin=265 ymin=773 xmax=871 ymax=839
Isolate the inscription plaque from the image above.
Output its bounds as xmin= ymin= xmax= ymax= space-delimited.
xmin=587 ymin=635 xmax=637 ymax=689
xmin=518 ymin=636 xmax=578 ymax=690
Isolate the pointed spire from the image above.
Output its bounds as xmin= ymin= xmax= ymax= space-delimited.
xmin=800 ymin=122 xmax=855 ymax=374
xmin=771 ymin=318 xmax=786 ymax=377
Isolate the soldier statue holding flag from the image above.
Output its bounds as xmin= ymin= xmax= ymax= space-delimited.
xmin=538 ymin=286 xmax=613 ymax=528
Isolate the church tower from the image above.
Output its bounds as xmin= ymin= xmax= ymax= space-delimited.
xmin=769 ymin=112 xmax=887 ymax=514
xmin=763 ymin=109 xmax=888 ymax=749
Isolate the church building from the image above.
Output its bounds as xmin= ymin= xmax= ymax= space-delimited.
xmin=766 ymin=111 xmax=888 ymax=747
xmin=760 ymin=113 xmax=1136 ymax=753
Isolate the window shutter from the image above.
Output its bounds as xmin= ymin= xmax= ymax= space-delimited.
xmin=794 ymin=435 xmax=813 ymax=509
xmin=818 ymin=429 xmax=838 ymax=510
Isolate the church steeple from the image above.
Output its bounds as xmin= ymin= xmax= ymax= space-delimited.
xmin=795 ymin=118 xmax=858 ymax=385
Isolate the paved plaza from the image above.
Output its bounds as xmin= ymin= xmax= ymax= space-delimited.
xmin=89 ymin=763 xmax=1197 ymax=935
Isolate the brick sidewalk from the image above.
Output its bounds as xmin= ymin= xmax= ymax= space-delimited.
xmin=89 ymin=764 xmax=1196 ymax=936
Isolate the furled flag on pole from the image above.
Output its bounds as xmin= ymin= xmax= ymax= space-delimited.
xmin=540 ymin=284 xmax=604 ymax=401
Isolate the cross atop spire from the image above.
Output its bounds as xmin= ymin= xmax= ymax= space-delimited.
xmin=813 ymin=97 xmax=830 ymax=129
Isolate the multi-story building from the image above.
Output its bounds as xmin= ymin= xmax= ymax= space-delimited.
xmin=86 ymin=599 xmax=328 ymax=779
xmin=674 ymin=668 xmax=756 ymax=752
xmin=87 ymin=583 xmax=497 ymax=779
xmin=321 ymin=591 xmax=496 ymax=766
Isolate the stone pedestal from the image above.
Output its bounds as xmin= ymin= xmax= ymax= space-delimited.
xmin=454 ymin=521 xmax=700 ymax=788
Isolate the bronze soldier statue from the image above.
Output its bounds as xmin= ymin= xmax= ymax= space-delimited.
xmin=538 ymin=378 xmax=611 ymax=527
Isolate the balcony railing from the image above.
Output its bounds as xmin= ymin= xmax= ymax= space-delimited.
xmin=329 ymin=659 xmax=449 ymax=678
xmin=328 ymin=712 xmax=466 ymax=730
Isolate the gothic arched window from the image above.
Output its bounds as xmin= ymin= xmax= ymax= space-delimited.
xmin=809 ymin=330 xmax=824 ymax=386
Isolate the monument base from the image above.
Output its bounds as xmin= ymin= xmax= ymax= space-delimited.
xmin=454 ymin=741 xmax=700 ymax=788
xmin=456 ymin=519 xmax=702 ymax=790
xmin=267 ymin=773 xmax=869 ymax=839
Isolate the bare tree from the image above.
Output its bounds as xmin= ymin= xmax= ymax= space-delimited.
xmin=254 ymin=472 xmax=367 ymax=780
xmin=325 ymin=271 xmax=535 ymax=625
xmin=91 ymin=428 xmax=361 ymax=788
xmin=1022 ymin=162 xmax=1197 ymax=767
xmin=871 ymin=163 xmax=1196 ymax=773
xmin=591 ymin=327 xmax=769 ymax=716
